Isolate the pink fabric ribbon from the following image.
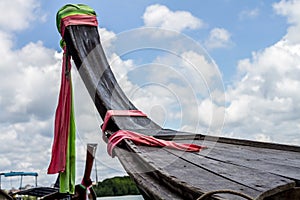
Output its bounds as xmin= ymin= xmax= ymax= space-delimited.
xmin=60 ymin=14 xmax=98 ymax=38
xmin=107 ymin=130 xmax=206 ymax=157
xmin=102 ymin=110 xmax=147 ymax=132
xmin=48 ymin=14 xmax=98 ymax=174
xmin=48 ymin=46 xmax=72 ymax=174
xmin=101 ymin=110 xmax=206 ymax=157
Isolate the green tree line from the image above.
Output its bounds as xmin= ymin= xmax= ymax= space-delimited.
xmin=93 ymin=176 xmax=140 ymax=197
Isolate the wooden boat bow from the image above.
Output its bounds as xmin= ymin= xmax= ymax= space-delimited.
xmin=57 ymin=4 xmax=300 ymax=200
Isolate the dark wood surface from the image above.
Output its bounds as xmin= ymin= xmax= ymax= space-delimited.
xmin=65 ymin=24 xmax=300 ymax=200
xmin=115 ymin=138 xmax=299 ymax=200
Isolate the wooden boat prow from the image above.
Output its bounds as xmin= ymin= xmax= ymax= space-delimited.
xmin=58 ymin=4 xmax=300 ymax=199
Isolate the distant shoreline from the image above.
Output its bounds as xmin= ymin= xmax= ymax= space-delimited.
xmin=93 ymin=176 xmax=140 ymax=197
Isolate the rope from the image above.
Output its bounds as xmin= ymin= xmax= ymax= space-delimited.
xmin=196 ymin=189 xmax=255 ymax=200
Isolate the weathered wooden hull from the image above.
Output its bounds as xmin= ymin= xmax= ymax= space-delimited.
xmin=63 ymin=25 xmax=300 ymax=200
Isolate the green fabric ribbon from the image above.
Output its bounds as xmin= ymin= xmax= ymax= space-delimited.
xmin=59 ymin=79 xmax=76 ymax=194
xmin=56 ymin=4 xmax=96 ymax=33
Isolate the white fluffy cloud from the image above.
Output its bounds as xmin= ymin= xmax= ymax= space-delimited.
xmin=0 ymin=41 xmax=60 ymax=123
xmin=225 ymin=40 xmax=300 ymax=144
xmin=0 ymin=0 xmax=45 ymax=31
xmin=143 ymin=4 xmax=204 ymax=32
xmin=274 ymin=0 xmax=300 ymax=44
xmin=224 ymin=0 xmax=300 ymax=145
xmin=0 ymin=0 xmax=59 ymax=188
xmin=0 ymin=38 xmax=61 ymax=187
xmin=205 ymin=28 xmax=233 ymax=49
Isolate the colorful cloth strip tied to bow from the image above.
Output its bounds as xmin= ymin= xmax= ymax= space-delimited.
xmin=101 ymin=110 xmax=207 ymax=157
xmin=48 ymin=4 xmax=98 ymax=195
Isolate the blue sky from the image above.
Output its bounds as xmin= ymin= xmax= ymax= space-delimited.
xmin=15 ymin=0 xmax=288 ymax=82
xmin=1 ymin=0 xmax=300 ymax=190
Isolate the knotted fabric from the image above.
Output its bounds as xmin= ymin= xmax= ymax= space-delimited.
xmin=48 ymin=6 xmax=98 ymax=194
xmin=102 ymin=110 xmax=147 ymax=132
xmin=102 ymin=110 xmax=206 ymax=157
xmin=107 ymin=130 xmax=206 ymax=157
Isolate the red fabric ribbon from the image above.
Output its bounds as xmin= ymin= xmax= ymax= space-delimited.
xmin=48 ymin=14 xmax=98 ymax=174
xmin=48 ymin=46 xmax=72 ymax=174
xmin=107 ymin=130 xmax=206 ymax=157
xmin=101 ymin=110 xmax=206 ymax=157
xmin=60 ymin=14 xmax=98 ymax=38
xmin=102 ymin=110 xmax=147 ymax=132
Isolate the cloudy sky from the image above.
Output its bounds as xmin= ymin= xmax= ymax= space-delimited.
xmin=1 ymin=0 xmax=300 ymax=189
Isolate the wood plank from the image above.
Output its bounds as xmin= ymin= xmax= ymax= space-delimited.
xmin=132 ymin=145 xmax=268 ymax=200
xmin=187 ymin=139 xmax=300 ymax=182
xmin=160 ymin=146 xmax=295 ymax=199
xmin=203 ymin=139 xmax=300 ymax=167
xmin=154 ymin=131 xmax=300 ymax=153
